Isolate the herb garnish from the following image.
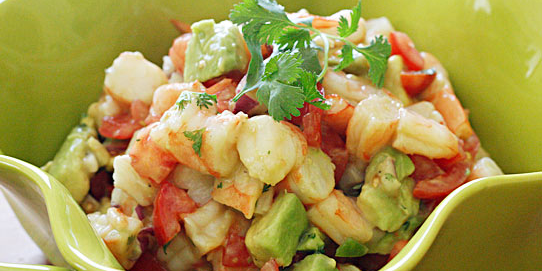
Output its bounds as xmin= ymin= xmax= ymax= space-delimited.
xmin=217 ymin=182 xmax=223 ymax=189
xmin=163 ymin=239 xmax=173 ymax=255
xmin=262 ymin=184 xmax=271 ymax=193
xmin=230 ymin=0 xmax=390 ymax=120
xmin=183 ymin=128 xmax=205 ymax=156
xmin=176 ymin=92 xmax=217 ymax=110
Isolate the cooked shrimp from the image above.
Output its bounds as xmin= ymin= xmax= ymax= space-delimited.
xmin=307 ymin=190 xmax=373 ymax=245
xmin=236 ymin=115 xmax=307 ymax=185
xmin=150 ymin=92 xmax=247 ymax=178
xmin=156 ymin=232 xmax=203 ymax=271
xmin=392 ymin=109 xmax=459 ymax=159
xmin=364 ymin=17 xmax=394 ymax=43
xmin=346 ymin=94 xmax=402 ymax=161
xmin=169 ymin=164 xmax=215 ymax=207
xmin=322 ymin=70 xmax=379 ymax=104
xmin=146 ymin=81 xmax=206 ymax=124
xmin=104 ymin=52 xmax=168 ymax=105
xmin=406 ymin=101 xmax=446 ymax=125
xmin=212 ymin=165 xmax=264 ymax=219
xmin=169 ymin=33 xmax=192 ymax=74
xmin=322 ymin=94 xmax=354 ymax=135
xmin=466 ymin=157 xmax=504 ymax=181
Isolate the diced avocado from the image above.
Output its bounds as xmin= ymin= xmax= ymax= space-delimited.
xmin=297 ymin=226 xmax=326 ymax=252
xmin=335 ymin=238 xmax=368 ymax=257
xmin=357 ymin=148 xmax=419 ymax=232
xmin=366 ymin=216 xmax=424 ymax=254
xmin=47 ymin=124 xmax=96 ymax=203
xmin=245 ymin=192 xmax=309 ymax=267
xmin=337 ymin=264 xmax=362 ymax=271
xmin=383 ymin=55 xmax=412 ymax=105
xmin=293 ymin=254 xmax=336 ymax=271
xmin=184 ymin=19 xmax=249 ymax=82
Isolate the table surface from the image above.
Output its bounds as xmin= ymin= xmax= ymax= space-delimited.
xmin=0 ymin=192 xmax=48 ymax=264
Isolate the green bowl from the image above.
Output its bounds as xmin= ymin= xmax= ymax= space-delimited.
xmin=0 ymin=0 xmax=541 ymax=270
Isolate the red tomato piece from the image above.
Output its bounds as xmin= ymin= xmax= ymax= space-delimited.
xmin=390 ymin=31 xmax=424 ymax=71
xmin=260 ymin=259 xmax=279 ymax=271
xmin=129 ymin=125 xmax=177 ymax=184
xmin=222 ymin=231 xmax=253 ymax=267
xmin=261 ymin=44 xmax=273 ymax=59
xmin=400 ymin=69 xmax=436 ymax=96
xmin=129 ymin=252 xmax=167 ymax=271
xmin=409 ymin=155 xmax=444 ymax=182
xmin=302 ymin=105 xmax=323 ymax=148
xmin=321 ymin=125 xmax=348 ymax=183
xmin=413 ymin=161 xmax=471 ymax=199
xmin=153 ymin=182 xmax=197 ymax=246
xmin=99 ymin=113 xmax=142 ymax=140
xmin=388 ymin=240 xmax=409 ymax=261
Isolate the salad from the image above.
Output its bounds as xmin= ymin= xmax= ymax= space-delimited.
xmin=42 ymin=0 xmax=504 ymax=270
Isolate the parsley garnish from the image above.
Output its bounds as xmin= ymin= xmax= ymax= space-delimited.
xmin=217 ymin=182 xmax=223 ymax=189
xmin=262 ymin=184 xmax=271 ymax=193
xmin=176 ymin=92 xmax=217 ymax=110
xmin=230 ymin=0 xmax=390 ymax=120
xmin=183 ymin=128 xmax=205 ymax=156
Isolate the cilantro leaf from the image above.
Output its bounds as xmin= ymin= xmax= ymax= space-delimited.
xmin=298 ymin=47 xmax=322 ymax=75
xmin=277 ymin=28 xmax=311 ymax=50
xmin=233 ymin=37 xmax=265 ymax=102
xmin=337 ymin=0 xmax=362 ymax=38
xmin=195 ymin=93 xmax=217 ymax=109
xmin=230 ymin=0 xmax=294 ymax=44
xmin=183 ymin=128 xmax=205 ymax=156
xmin=256 ymin=81 xmax=305 ymax=121
xmin=262 ymin=184 xmax=271 ymax=193
xmin=263 ymin=52 xmax=303 ymax=84
xmin=354 ymin=35 xmax=391 ymax=88
xmin=296 ymin=71 xmax=329 ymax=110
xmin=334 ymin=44 xmax=355 ymax=71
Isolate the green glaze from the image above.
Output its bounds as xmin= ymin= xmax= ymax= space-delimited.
xmin=0 ymin=0 xmax=541 ymax=270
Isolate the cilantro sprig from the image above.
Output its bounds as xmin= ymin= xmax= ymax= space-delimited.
xmin=183 ymin=128 xmax=205 ymax=156
xmin=230 ymin=0 xmax=391 ymax=121
xmin=176 ymin=92 xmax=217 ymax=111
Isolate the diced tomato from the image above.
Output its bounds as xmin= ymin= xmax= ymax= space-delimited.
xmin=400 ymin=69 xmax=436 ymax=97
xmin=222 ymin=231 xmax=253 ymax=267
xmin=202 ymin=70 xmax=245 ymax=88
xmin=321 ymin=125 xmax=349 ymax=183
xmin=153 ymin=182 xmax=197 ymax=246
xmin=99 ymin=99 xmax=148 ymax=140
xmin=99 ymin=113 xmax=142 ymax=140
xmin=129 ymin=125 xmax=177 ymax=184
xmin=413 ymin=161 xmax=471 ymax=199
xmin=302 ymin=105 xmax=323 ymax=148
xmin=428 ymin=86 xmax=474 ymax=139
xmin=322 ymin=94 xmax=354 ymax=135
xmin=390 ymin=31 xmax=424 ymax=71
xmin=388 ymin=240 xmax=409 ymax=261
xmin=434 ymin=140 xmax=467 ymax=172
xmin=463 ymin=133 xmax=480 ymax=159
xmin=260 ymin=259 xmax=279 ymax=271
xmin=409 ymin=155 xmax=444 ymax=182
xmin=129 ymin=252 xmax=167 ymax=271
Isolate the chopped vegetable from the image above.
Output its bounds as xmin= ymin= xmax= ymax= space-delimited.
xmin=335 ymin=237 xmax=369 ymax=257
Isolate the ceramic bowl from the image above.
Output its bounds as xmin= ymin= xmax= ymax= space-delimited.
xmin=0 ymin=0 xmax=541 ymax=270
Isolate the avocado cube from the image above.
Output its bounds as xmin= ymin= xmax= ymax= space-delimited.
xmin=245 ymin=192 xmax=309 ymax=267
xmin=297 ymin=226 xmax=326 ymax=252
xmin=293 ymin=254 xmax=336 ymax=271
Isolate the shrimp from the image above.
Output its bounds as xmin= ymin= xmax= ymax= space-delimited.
xmin=322 ymin=70 xmax=380 ymax=104
xmin=346 ymin=94 xmax=402 ymax=161
xmin=392 ymin=109 xmax=459 ymax=159
xmin=145 ymin=81 xmax=205 ymax=124
xmin=322 ymin=94 xmax=355 ymax=135
xmin=169 ymin=33 xmax=192 ymax=74
xmin=182 ymin=200 xmax=236 ymax=255
xmin=236 ymin=115 xmax=307 ymax=185
xmin=104 ymin=52 xmax=168 ymax=105
xmin=307 ymin=190 xmax=373 ymax=245
xmin=156 ymin=232 xmax=203 ymax=271
xmin=150 ymin=93 xmax=247 ymax=178
xmin=212 ymin=165 xmax=264 ymax=219
xmin=169 ymin=164 xmax=215 ymax=207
